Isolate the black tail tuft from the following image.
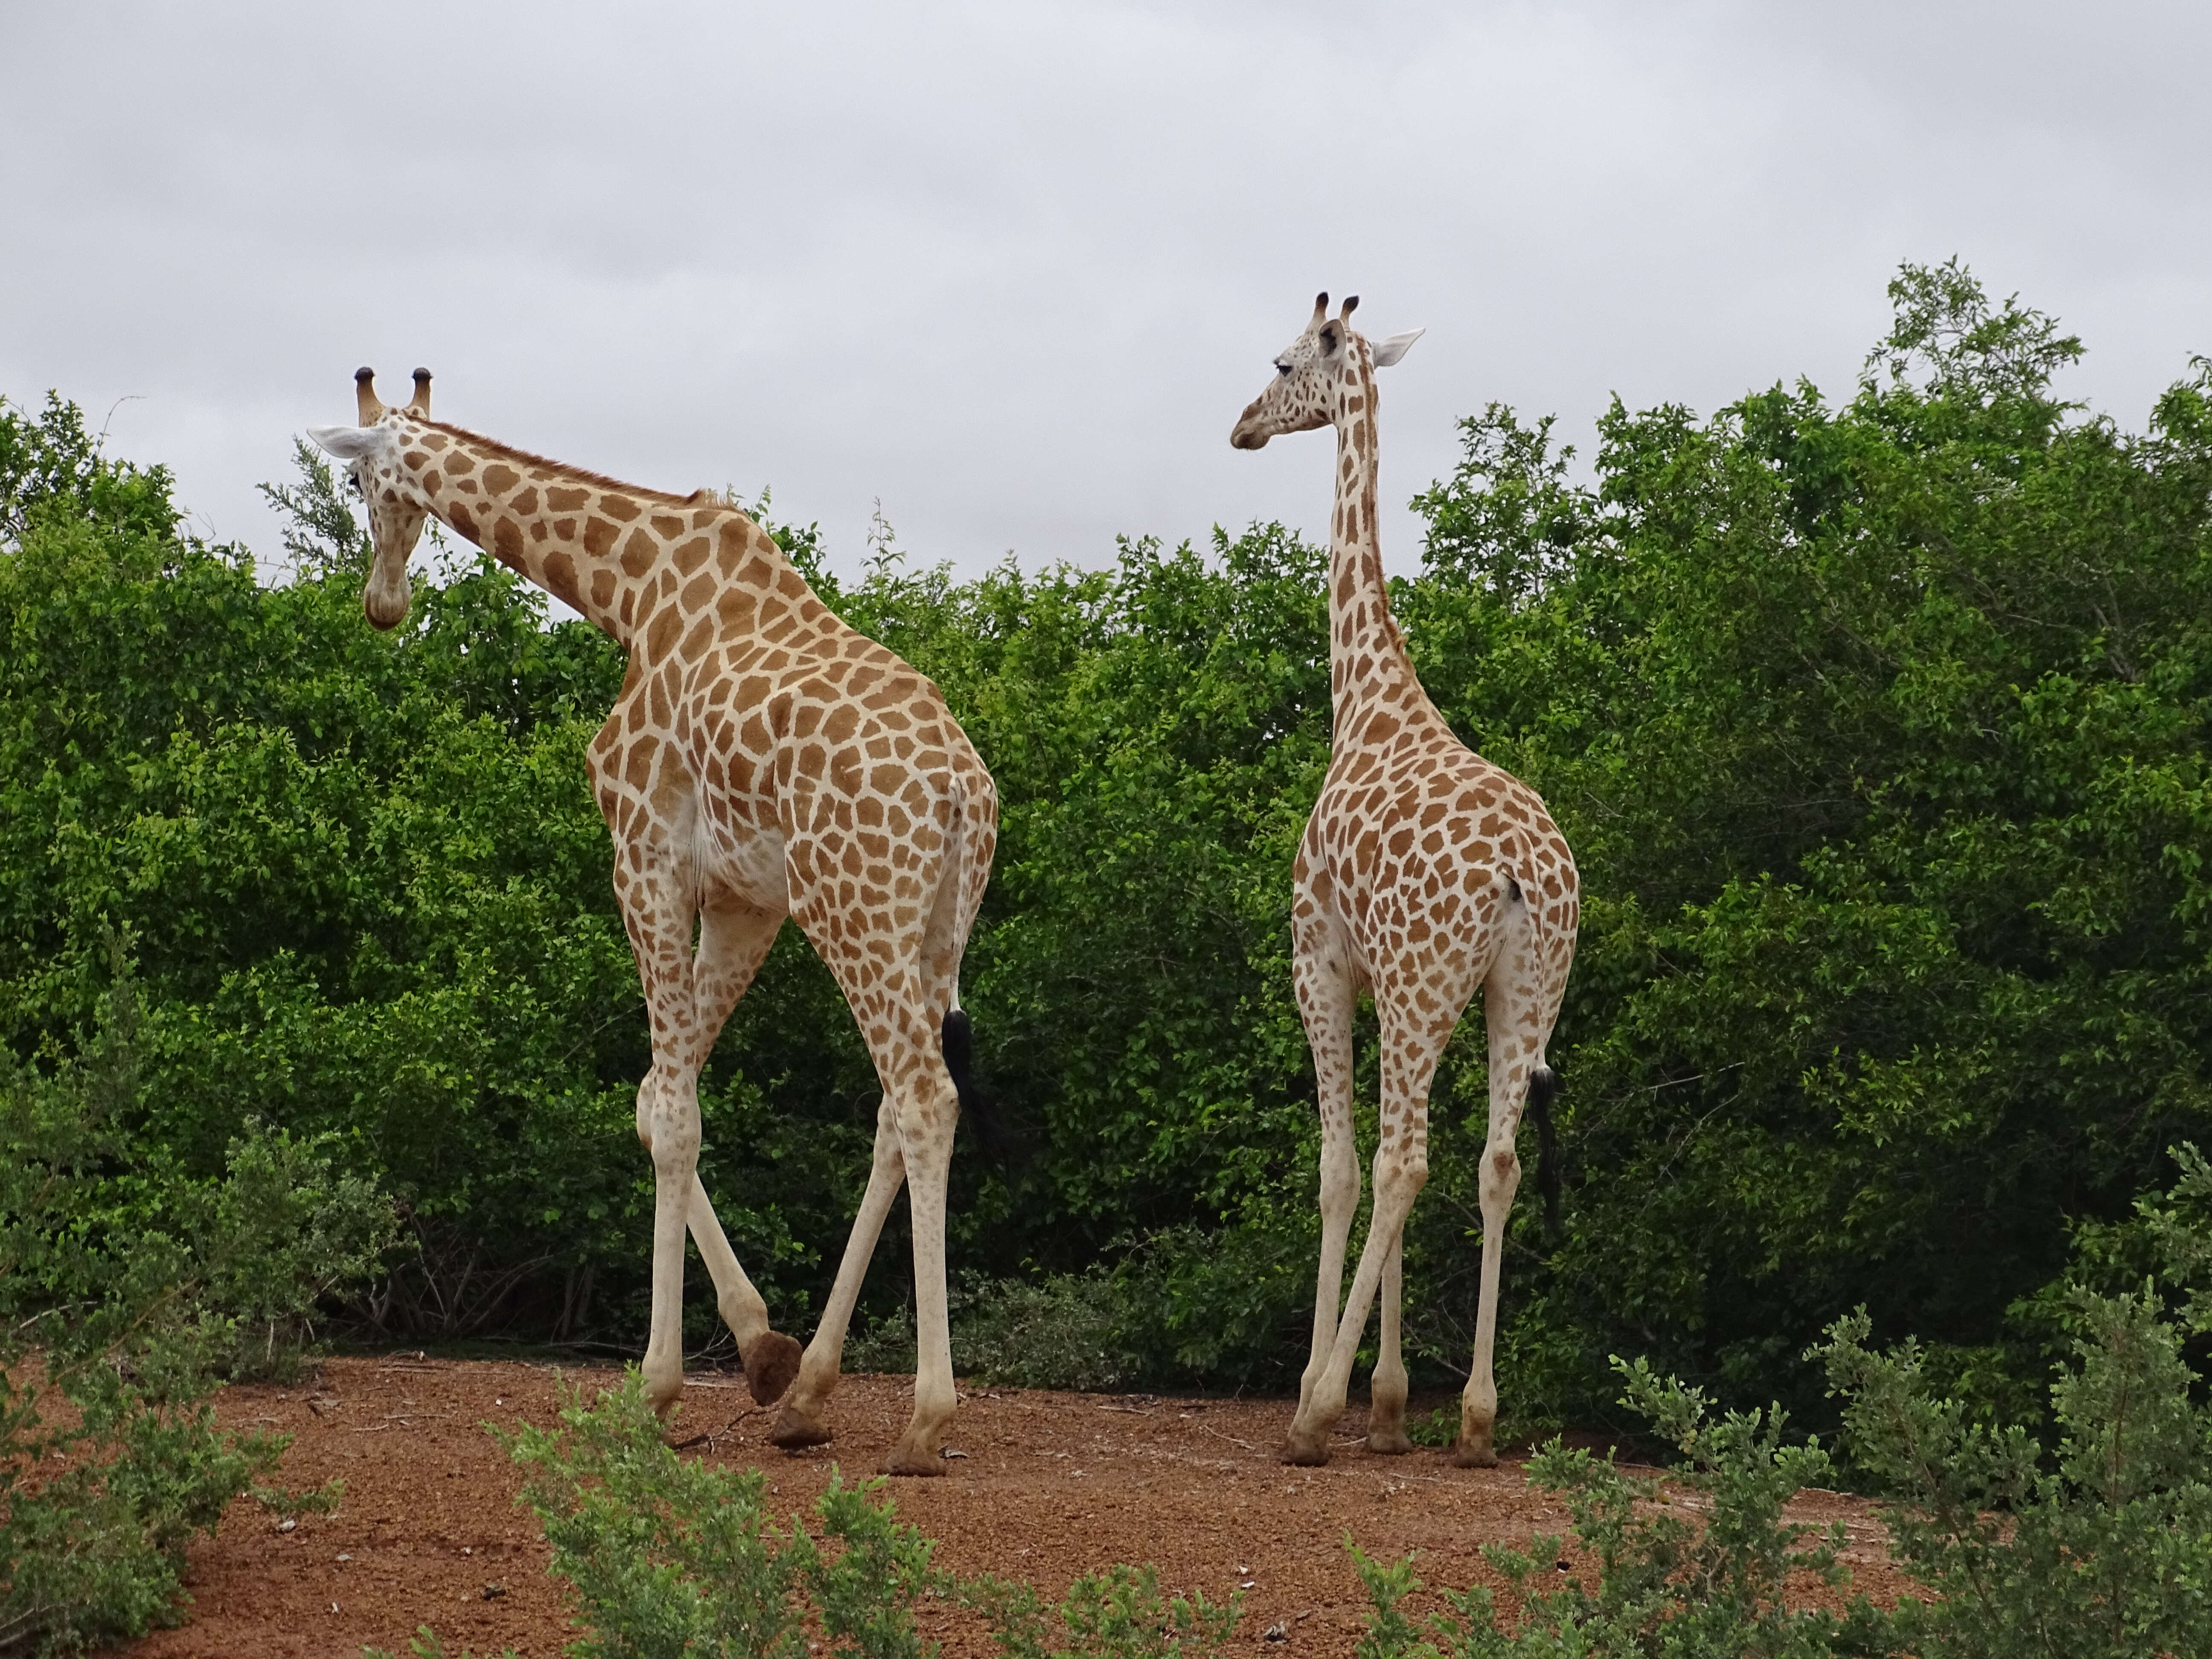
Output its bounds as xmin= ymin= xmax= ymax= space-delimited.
xmin=1527 ymin=1065 xmax=1561 ymax=1239
xmin=941 ymin=1008 xmax=1010 ymax=1167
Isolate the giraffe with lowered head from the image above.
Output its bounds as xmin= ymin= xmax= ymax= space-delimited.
xmin=1231 ymin=296 xmax=1579 ymax=1467
xmin=311 ymin=368 xmax=998 ymax=1474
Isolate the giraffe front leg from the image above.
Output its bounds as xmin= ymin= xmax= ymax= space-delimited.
xmin=1289 ymin=926 xmax=1359 ymax=1464
xmin=684 ymin=1179 xmax=802 ymax=1406
xmin=769 ymin=1097 xmax=905 ymax=1450
xmin=610 ymin=820 xmax=733 ymax=1420
xmin=685 ymin=902 xmax=802 ymax=1405
xmin=1285 ymin=1000 xmax=1444 ymax=1466
xmin=1285 ymin=1135 xmax=1426 ymax=1464
xmin=1367 ymin=1247 xmax=1414 ymax=1454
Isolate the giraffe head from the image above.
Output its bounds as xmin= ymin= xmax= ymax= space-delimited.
xmin=307 ymin=367 xmax=436 ymax=629
xmin=1230 ymin=293 xmax=1424 ymax=451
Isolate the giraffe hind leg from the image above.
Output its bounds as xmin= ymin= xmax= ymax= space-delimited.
xmin=1284 ymin=995 xmax=1453 ymax=1464
xmin=1368 ymin=1246 xmax=1415 ymax=1454
xmin=1285 ymin=923 xmax=1359 ymax=1466
xmin=1457 ymin=906 xmax=1556 ymax=1467
xmin=777 ymin=804 xmax=975 ymax=1473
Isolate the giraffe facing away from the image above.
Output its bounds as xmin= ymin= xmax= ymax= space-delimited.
xmin=311 ymin=368 xmax=998 ymax=1475
xmin=1231 ymin=296 xmax=1579 ymax=1467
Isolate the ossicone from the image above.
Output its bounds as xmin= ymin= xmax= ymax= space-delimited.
xmin=407 ymin=367 xmax=432 ymax=416
xmin=353 ymin=366 xmax=383 ymax=425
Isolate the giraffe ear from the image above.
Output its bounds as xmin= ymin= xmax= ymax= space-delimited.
xmin=1372 ymin=328 xmax=1426 ymax=369
xmin=308 ymin=424 xmax=384 ymax=460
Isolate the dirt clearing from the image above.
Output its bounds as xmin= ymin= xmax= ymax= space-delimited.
xmin=117 ymin=1355 xmax=1909 ymax=1657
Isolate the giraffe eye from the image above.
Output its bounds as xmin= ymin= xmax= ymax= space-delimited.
xmin=347 ymin=474 xmax=364 ymax=497
xmin=1275 ymin=360 xmax=1293 ymax=378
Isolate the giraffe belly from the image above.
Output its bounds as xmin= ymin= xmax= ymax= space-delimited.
xmin=696 ymin=808 xmax=791 ymax=913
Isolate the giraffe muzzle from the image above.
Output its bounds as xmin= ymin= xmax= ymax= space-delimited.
xmin=363 ymin=562 xmax=411 ymax=630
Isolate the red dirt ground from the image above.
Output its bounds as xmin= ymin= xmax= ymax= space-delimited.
xmin=117 ymin=1355 xmax=1911 ymax=1658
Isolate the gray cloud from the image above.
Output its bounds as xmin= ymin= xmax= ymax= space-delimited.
xmin=4 ymin=1 xmax=2206 ymax=585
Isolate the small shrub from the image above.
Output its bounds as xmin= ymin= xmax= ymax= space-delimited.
xmin=841 ymin=1304 xmax=917 ymax=1378
xmin=1814 ymin=1142 xmax=2212 ymax=1659
xmin=500 ymin=1374 xmax=814 ymax=1659
xmin=0 ymin=964 xmax=397 ymax=1655
xmin=443 ymin=1370 xmax=1237 ymax=1659
xmin=952 ymin=1271 xmax=1138 ymax=1394
xmin=963 ymin=1562 xmax=1239 ymax=1659
xmin=1348 ymin=1358 xmax=1893 ymax=1659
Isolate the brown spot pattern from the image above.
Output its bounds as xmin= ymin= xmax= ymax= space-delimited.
xmin=345 ymin=399 xmax=999 ymax=1463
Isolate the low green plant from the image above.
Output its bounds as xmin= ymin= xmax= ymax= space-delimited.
xmin=1347 ymin=1145 xmax=2212 ymax=1658
xmin=950 ymin=1270 xmax=1138 ymax=1394
xmin=1813 ymin=1143 xmax=2212 ymax=1659
xmin=964 ymin=1562 xmax=1239 ymax=1659
xmin=0 ymin=963 xmax=398 ymax=1656
xmin=1346 ymin=1358 xmax=1894 ymax=1658
xmin=406 ymin=1370 xmax=1237 ymax=1659
xmin=1403 ymin=1406 xmax=1459 ymax=1450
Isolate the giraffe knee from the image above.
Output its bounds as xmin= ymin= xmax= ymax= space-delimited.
xmin=1481 ymin=1144 xmax=1520 ymax=1210
xmin=1318 ymin=1144 xmax=1358 ymax=1222
xmin=1375 ymin=1151 xmax=1428 ymax=1208
xmin=642 ymin=1070 xmax=701 ymax=1174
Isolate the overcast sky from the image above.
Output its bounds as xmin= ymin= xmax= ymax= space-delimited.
xmin=4 ymin=2 xmax=2206 ymax=587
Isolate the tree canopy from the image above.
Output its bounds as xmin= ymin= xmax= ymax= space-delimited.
xmin=5 ymin=262 xmax=2206 ymax=1429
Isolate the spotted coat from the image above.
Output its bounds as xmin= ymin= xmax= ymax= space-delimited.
xmin=1231 ymin=297 xmax=1578 ymax=1469
xmin=314 ymin=370 xmax=994 ymax=1475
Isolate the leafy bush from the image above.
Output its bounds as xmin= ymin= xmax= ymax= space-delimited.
xmin=0 ymin=962 xmax=396 ymax=1655
xmin=1348 ymin=1357 xmax=1894 ymax=1659
xmin=1347 ymin=1146 xmax=2212 ymax=1658
xmin=1813 ymin=1146 xmax=2212 ymax=1656
xmin=948 ymin=1270 xmax=1138 ymax=1394
xmin=387 ymin=1371 xmax=1239 ymax=1659
xmin=1403 ymin=266 xmax=2212 ymax=1429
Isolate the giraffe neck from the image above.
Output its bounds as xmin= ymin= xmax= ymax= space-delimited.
xmin=392 ymin=417 xmax=812 ymax=655
xmin=1325 ymin=357 xmax=1419 ymax=722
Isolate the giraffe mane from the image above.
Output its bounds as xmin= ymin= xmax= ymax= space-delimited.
xmin=414 ymin=417 xmax=722 ymax=509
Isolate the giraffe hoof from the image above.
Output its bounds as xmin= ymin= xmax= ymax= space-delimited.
xmin=884 ymin=1439 xmax=949 ymax=1477
xmin=767 ymin=1400 xmax=833 ymax=1450
xmin=1366 ymin=1429 xmax=1416 ymax=1455
xmin=740 ymin=1331 xmax=803 ymax=1406
xmin=1452 ymin=1435 xmax=1499 ymax=1469
xmin=1280 ymin=1431 xmax=1332 ymax=1467
xmin=641 ymin=1371 xmax=683 ymax=1420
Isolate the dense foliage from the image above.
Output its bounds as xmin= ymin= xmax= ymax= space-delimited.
xmin=3 ymin=263 xmax=2208 ymax=1439
xmin=1409 ymin=263 xmax=2212 ymax=1428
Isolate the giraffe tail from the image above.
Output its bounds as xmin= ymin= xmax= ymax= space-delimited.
xmin=936 ymin=776 xmax=1010 ymax=1168
xmin=1526 ymin=1064 xmax=1560 ymax=1238
xmin=941 ymin=1007 xmax=1010 ymax=1167
xmin=1507 ymin=856 xmax=1565 ymax=1239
